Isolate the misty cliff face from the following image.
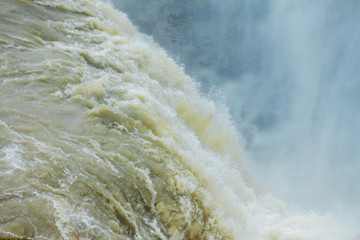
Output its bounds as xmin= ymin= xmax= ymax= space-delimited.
xmin=115 ymin=0 xmax=268 ymax=80
xmin=114 ymin=0 xmax=360 ymax=210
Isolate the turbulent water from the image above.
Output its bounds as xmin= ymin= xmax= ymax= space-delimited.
xmin=0 ymin=0 xmax=358 ymax=239
xmin=115 ymin=0 xmax=360 ymax=211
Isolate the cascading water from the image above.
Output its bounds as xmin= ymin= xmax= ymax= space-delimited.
xmin=0 ymin=0 xmax=358 ymax=239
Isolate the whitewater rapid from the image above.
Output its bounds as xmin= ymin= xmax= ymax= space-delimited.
xmin=0 ymin=0 xmax=358 ymax=239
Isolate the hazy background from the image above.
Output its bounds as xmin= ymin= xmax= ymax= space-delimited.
xmin=110 ymin=0 xmax=360 ymax=213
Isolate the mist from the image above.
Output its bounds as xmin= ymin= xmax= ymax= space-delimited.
xmin=111 ymin=0 xmax=360 ymax=213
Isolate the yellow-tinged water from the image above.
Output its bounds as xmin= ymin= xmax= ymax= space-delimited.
xmin=0 ymin=0 xmax=358 ymax=239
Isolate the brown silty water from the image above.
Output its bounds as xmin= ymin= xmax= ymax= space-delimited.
xmin=0 ymin=1 xmax=358 ymax=240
